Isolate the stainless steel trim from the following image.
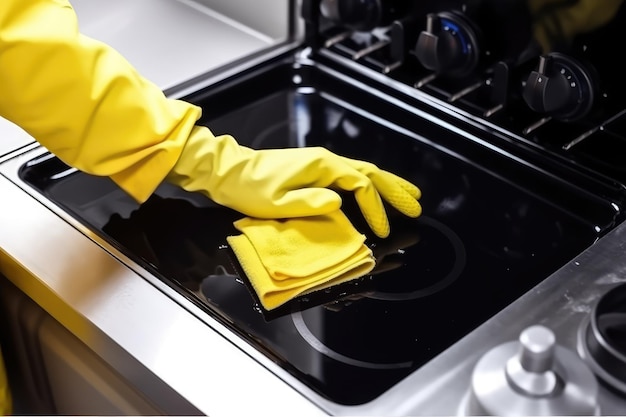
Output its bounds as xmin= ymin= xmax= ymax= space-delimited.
xmin=4 ymin=139 xmax=626 ymax=415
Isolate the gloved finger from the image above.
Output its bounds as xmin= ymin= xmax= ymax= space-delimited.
xmin=270 ymin=187 xmax=343 ymax=218
xmin=387 ymin=172 xmax=422 ymax=200
xmin=338 ymin=156 xmax=422 ymax=200
xmin=353 ymin=185 xmax=390 ymax=238
xmin=369 ymin=171 xmax=422 ymax=218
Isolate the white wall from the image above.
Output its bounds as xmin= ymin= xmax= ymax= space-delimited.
xmin=69 ymin=0 xmax=292 ymax=90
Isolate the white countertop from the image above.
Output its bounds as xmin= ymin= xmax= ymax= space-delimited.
xmin=0 ymin=118 xmax=35 ymax=157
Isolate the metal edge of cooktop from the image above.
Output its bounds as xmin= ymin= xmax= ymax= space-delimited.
xmin=3 ymin=140 xmax=626 ymax=416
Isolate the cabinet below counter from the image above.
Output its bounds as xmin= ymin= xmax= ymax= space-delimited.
xmin=0 ymin=278 xmax=169 ymax=415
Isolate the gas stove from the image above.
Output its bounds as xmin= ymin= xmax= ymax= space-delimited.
xmin=6 ymin=0 xmax=626 ymax=414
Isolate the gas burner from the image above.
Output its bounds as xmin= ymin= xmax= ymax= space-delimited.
xmin=463 ymin=325 xmax=600 ymax=416
xmin=578 ymin=283 xmax=626 ymax=395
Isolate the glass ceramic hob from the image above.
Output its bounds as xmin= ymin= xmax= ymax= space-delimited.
xmin=18 ymin=57 xmax=626 ymax=405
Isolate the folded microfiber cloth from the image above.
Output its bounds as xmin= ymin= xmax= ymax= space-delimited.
xmin=226 ymin=210 xmax=375 ymax=310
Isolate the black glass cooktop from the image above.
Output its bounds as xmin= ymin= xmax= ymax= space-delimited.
xmin=18 ymin=58 xmax=626 ymax=405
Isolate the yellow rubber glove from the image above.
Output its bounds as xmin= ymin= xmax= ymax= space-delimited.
xmin=528 ymin=0 xmax=624 ymax=52
xmin=0 ymin=0 xmax=198 ymax=202
xmin=0 ymin=347 xmax=11 ymax=416
xmin=0 ymin=0 xmax=422 ymax=238
xmin=166 ymin=131 xmax=422 ymax=238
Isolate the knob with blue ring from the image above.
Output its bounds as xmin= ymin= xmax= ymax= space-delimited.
xmin=415 ymin=11 xmax=481 ymax=78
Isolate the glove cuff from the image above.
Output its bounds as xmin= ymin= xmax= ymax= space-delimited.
xmin=166 ymin=128 xmax=249 ymax=200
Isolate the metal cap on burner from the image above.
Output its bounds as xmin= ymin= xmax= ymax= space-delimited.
xmin=466 ymin=325 xmax=600 ymax=416
xmin=506 ymin=325 xmax=559 ymax=396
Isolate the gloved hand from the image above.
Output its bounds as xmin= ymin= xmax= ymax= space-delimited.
xmin=166 ymin=128 xmax=422 ymax=238
xmin=0 ymin=0 xmax=420 ymax=238
xmin=529 ymin=0 xmax=624 ymax=52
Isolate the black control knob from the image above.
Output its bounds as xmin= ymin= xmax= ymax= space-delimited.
xmin=522 ymin=53 xmax=596 ymax=122
xmin=414 ymin=11 xmax=480 ymax=78
xmin=319 ymin=0 xmax=408 ymax=32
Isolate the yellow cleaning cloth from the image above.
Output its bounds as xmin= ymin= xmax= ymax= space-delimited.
xmin=226 ymin=210 xmax=375 ymax=310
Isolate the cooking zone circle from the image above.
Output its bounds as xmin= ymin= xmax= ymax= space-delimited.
xmin=291 ymin=215 xmax=467 ymax=367
xmin=364 ymin=215 xmax=466 ymax=301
